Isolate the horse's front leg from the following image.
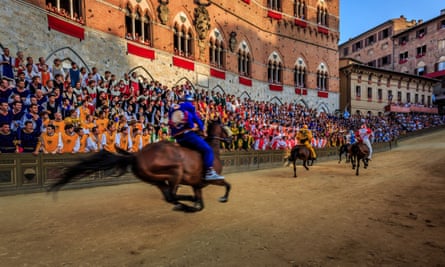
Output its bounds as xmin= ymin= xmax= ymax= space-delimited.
xmin=356 ymin=158 xmax=360 ymax=176
xmin=303 ymin=160 xmax=309 ymax=171
xmin=190 ymin=186 xmax=204 ymax=211
xmin=363 ymin=158 xmax=369 ymax=169
xmin=351 ymin=155 xmax=356 ymax=169
xmin=293 ymin=161 xmax=297 ymax=177
xmin=205 ymin=179 xmax=231 ymax=203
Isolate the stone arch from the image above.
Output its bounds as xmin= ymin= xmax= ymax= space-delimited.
xmin=46 ymin=46 xmax=91 ymax=73
xmin=269 ymin=96 xmax=283 ymax=105
xmin=239 ymin=91 xmax=251 ymax=100
xmin=173 ymin=77 xmax=196 ymax=92
xmin=296 ymin=98 xmax=309 ymax=108
xmin=316 ymin=102 xmax=330 ymax=113
xmin=128 ymin=66 xmax=155 ymax=82
xmin=237 ymin=36 xmax=254 ymax=61
xmin=172 ymin=11 xmax=193 ymax=29
xmin=125 ymin=0 xmax=153 ymax=15
xmin=211 ymin=84 xmax=225 ymax=95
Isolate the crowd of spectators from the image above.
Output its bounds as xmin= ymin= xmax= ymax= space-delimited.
xmin=1 ymin=46 xmax=444 ymax=154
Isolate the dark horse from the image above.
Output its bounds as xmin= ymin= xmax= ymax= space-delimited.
xmin=350 ymin=143 xmax=369 ymax=176
xmin=338 ymin=143 xmax=352 ymax=164
xmin=48 ymin=120 xmax=232 ymax=212
xmin=286 ymin=145 xmax=313 ymax=177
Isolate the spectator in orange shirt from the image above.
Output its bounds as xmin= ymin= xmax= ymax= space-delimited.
xmin=59 ymin=124 xmax=79 ymax=153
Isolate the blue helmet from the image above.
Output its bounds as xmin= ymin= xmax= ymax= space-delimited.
xmin=183 ymin=94 xmax=194 ymax=102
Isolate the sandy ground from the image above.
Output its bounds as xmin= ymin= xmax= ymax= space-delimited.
xmin=1 ymin=129 xmax=445 ymax=267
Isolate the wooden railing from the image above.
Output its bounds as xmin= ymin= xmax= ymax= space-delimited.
xmin=0 ymin=141 xmax=398 ymax=196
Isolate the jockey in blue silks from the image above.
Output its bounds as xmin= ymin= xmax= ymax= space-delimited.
xmin=168 ymin=95 xmax=224 ymax=180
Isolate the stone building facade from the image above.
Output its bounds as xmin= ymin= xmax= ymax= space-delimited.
xmin=392 ymin=10 xmax=445 ymax=114
xmin=0 ymin=0 xmax=340 ymax=113
xmin=339 ymin=16 xmax=416 ymax=71
xmin=339 ymin=58 xmax=437 ymax=116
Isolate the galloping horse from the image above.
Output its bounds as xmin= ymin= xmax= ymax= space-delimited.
xmin=338 ymin=143 xmax=352 ymax=163
xmin=48 ymin=120 xmax=232 ymax=212
xmin=286 ymin=145 xmax=313 ymax=177
xmin=350 ymin=143 xmax=369 ymax=176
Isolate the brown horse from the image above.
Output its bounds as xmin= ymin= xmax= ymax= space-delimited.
xmin=350 ymin=142 xmax=369 ymax=176
xmin=48 ymin=120 xmax=232 ymax=212
xmin=286 ymin=145 xmax=313 ymax=177
xmin=338 ymin=143 xmax=352 ymax=163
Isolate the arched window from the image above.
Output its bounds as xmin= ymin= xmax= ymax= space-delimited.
xmin=173 ymin=17 xmax=194 ymax=58
xmin=267 ymin=52 xmax=283 ymax=84
xmin=316 ymin=63 xmax=329 ymax=91
xmin=125 ymin=6 xmax=133 ymax=40
xmin=238 ymin=41 xmax=251 ymax=77
xmin=317 ymin=2 xmax=328 ymax=26
xmin=268 ymin=0 xmax=282 ymax=11
xmin=437 ymin=56 xmax=445 ymax=72
xmin=46 ymin=0 xmax=84 ymax=24
xmin=294 ymin=0 xmax=306 ymax=19
xmin=294 ymin=58 xmax=306 ymax=87
xmin=209 ymin=29 xmax=225 ymax=69
xmin=125 ymin=6 xmax=152 ymax=46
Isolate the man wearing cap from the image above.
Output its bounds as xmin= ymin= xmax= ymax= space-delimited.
xmin=168 ymin=94 xmax=224 ymax=180
xmin=297 ymin=124 xmax=317 ymax=160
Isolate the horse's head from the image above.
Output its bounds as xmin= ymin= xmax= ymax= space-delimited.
xmin=206 ymin=119 xmax=232 ymax=147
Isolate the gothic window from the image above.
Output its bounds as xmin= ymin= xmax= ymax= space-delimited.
xmin=238 ymin=41 xmax=251 ymax=77
xmin=316 ymin=63 xmax=329 ymax=91
xmin=209 ymin=29 xmax=225 ymax=69
xmin=268 ymin=0 xmax=282 ymax=11
xmin=46 ymin=0 xmax=84 ymax=24
xmin=294 ymin=0 xmax=306 ymax=19
xmin=294 ymin=58 xmax=306 ymax=87
xmin=267 ymin=52 xmax=283 ymax=84
xmin=173 ymin=17 xmax=194 ymax=58
xmin=125 ymin=6 xmax=152 ymax=46
xmin=317 ymin=2 xmax=328 ymax=26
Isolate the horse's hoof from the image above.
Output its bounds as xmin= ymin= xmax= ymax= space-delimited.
xmin=173 ymin=204 xmax=185 ymax=211
xmin=194 ymin=202 xmax=204 ymax=209
xmin=218 ymin=197 xmax=228 ymax=203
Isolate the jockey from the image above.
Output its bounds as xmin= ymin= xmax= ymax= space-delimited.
xmin=296 ymin=124 xmax=317 ymax=160
xmin=347 ymin=129 xmax=356 ymax=144
xmin=168 ymin=95 xmax=224 ymax=180
xmin=357 ymin=124 xmax=373 ymax=160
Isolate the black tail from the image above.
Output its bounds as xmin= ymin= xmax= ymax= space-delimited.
xmin=48 ymin=150 xmax=135 ymax=192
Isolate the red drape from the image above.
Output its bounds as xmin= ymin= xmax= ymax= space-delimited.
xmin=269 ymin=84 xmax=283 ymax=91
xmin=295 ymin=88 xmax=307 ymax=95
xmin=127 ymin=43 xmax=155 ymax=60
xmin=294 ymin=19 xmax=307 ymax=28
xmin=210 ymin=68 xmax=226 ymax=80
xmin=172 ymin=56 xmax=195 ymax=71
xmin=317 ymin=26 xmax=329 ymax=35
xmin=425 ymin=70 xmax=445 ymax=78
xmin=239 ymin=76 xmax=252 ymax=86
xmin=267 ymin=10 xmax=282 ymax=20
xmin=47 ymin=15 xmax=84 ymax=40
xmin=318 ymin=91 xmax=329 ymax=98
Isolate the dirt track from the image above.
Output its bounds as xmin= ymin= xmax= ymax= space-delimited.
xmin=1 ymin=129 xmax=445 ymax=267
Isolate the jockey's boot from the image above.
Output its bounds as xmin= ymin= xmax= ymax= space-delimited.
xmin=204 ymin=167 xmax=224 ymax=180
